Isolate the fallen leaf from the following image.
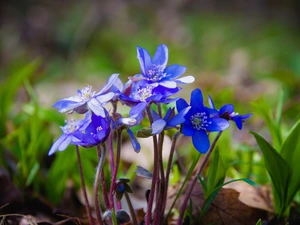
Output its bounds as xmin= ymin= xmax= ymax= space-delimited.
xmin=223 ymin=180 xmax=274 ymax=213
xmin=168 ymin=180 xmax=267 ymax=225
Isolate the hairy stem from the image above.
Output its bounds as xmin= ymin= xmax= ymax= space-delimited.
xmin=94 ymin=144 xmax=107 ymax=225
xmin=176 ymin=132 xmax=223 ymax=225
xmin=125 ymin=192 xmax=138 ymax=225
xmin=97 ymin=144 xmax=110 ymax=209
xmin=75 ymin=145 xmax=95 ymax=225
xmin=161 ymin=131 xmax=181 ymax=221
xmin=153 ymin=132 xmax=166 ymax=225
xmin=110 ymin=129 xmax=123 ymax=210
xmin=145 ymin=106 xmax=159 ymax=225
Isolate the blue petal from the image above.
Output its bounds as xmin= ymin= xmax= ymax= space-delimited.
xmin=48 ymin=134 xmax=69 ymax=155
xmin=164 ymin=64 xmax=186 ymax=80
xmin=181 ymin=123 xmax=195 ymax=136
xmin=206 ymin=118 xmax=230 ymax=132
xmin=130 ymin=102 xmax=147 ymax=117
xmin=192 ymin=130 xmax=210 ymax=154
xmin=175 ymin=76 xmax=195 ymax=84
xmin=58 ymin=135 xmax=73 ymax=151
xmin=206 ymin=107 xmax=219 ymax=116
xmin=208 ymin=95 xmax=215 ymax=109
xmin=219 ymin=104 xmax=234 ymax=115
xmin=163 ymin=108 xmax=173 ymax=121
xmin=151 ymin=119 xmax=167 ymax=134
xmin=110 ymin=77 xmax=124 ymax=93
xmin=147 ymin=94 xmax=162 ymax=102
xmin=176 ymin=98 xmax=189 ymax=112
xmin=159 ymin=81 xmax=177 ymax=88
xmin=151 ymin=109 xmax=161 ymax=121
xmin=97 ymin=73 xmax=119 ymax=95
xmin=233 ymin=114 xmax=252 ymax=130
xmin=233 ymin=117 xmax=243 ymax=130
xmin=152 ymin=44 xmax=168 ymax=68
xmin=127 ymin=129 xmax=141 ymax=153
xmin=53 ymin=99 xmax=83 ymax=114
xmin=137 ymin=46 xmax=152 ymax=75
xmin=236 ymin=114 xmax=253 ymax=120
xmin=95 ymin=92 xmax=115 ymax=103
xmin=168 ymin=106 xmax=191 ymax=127
xmin=191 ymin=88 xmax=204 ymax=111
xmin=87 ymin=98 xmax=106 ymax=117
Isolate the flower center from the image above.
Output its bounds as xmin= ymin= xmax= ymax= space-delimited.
xmin=190 ymin=112 xmax=210 ymax=130
xmin=61 ymin=119 xmax=79 ymax=134
xmin=147 ymin=64 xmax=166 ymax=81
xmin=134 ymin=86 xmax=153 ymax=102
xmin=77 ymin=86 xmax=96 ymax=101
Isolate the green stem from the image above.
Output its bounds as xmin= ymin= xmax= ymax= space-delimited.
xmin=75 ymin=145 xmax=95 ymax=225
xmin=176 ymin=132 xmax=223 ymax=225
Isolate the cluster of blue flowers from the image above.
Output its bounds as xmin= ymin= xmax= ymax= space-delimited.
xmin=49 ymin=44 xmax=252 ymax=155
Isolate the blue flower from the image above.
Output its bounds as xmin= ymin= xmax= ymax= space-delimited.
xmin=48 ymin=113 xmax=91 ymax=155
xmin=120 ymin=80 xmax=180 ymax=118
xmin=73 ymin=113 xmax=111 ymax=148
xmin=151 ymin=106 xmax=191 ymax=134
xmin=208 ymin=96 xmax=252 ymax=130
xmin=135 ymin=44 xmax=194 ymax=88
xmin=176 ymin=89 xmax=230 ymax=154
xmin=53 ymin=74 xmax=119 ymax=117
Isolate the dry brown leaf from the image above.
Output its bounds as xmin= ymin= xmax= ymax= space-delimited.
xmin=223 ymin=181 xmax=274 ymax=213
xmin=168 ymin=180 xmax=267 ymax=225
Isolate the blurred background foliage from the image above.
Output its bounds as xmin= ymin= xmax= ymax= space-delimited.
xmin=0 ymin=0 xmax=299 ymax=206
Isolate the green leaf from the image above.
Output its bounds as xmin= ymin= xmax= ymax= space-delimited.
xmin=251 ymin=99 xmax=282 ymax=149
xmin=250 ymin=131 xmax=289 ymax=216
xmin=256 ymin=219 xmax=262 ymax=225
xmin=205 ymin=147 xmax=226 ymax=198
xmin=0 ymin=60 xmax=40 ymax=138
xmin=275 ymin=89 xmax=284 ymax=126
xmin=280 ymin=119 xmax=300 ymax=210
xmin=202 ymin=178 xmax=257 ymax=214
xmin=25 ymin=162 xmax=40 ymax=186
xmin=46 ymin=148 xmax=77 ymax=204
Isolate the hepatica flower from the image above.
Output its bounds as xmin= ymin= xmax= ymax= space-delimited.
xmin=120 ymin=80 xmax=180 ymax=118
xmin=135 ymin=44 xmax=194 ymax=88
xmin=176 ymin=89 xmax=230 ymax=154
xmin=208 ymin=96 xmax=252 ymax=130
xmin=48 ymin=113 xmax=91 ymax=155
xmin=74 ymin=113 xmax=111 ymax=148
xmin=53 ymin=74 xmax=119 ymax=117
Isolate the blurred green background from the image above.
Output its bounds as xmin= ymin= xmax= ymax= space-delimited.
xmin=0 ymin=0 xmax=300 ymax=207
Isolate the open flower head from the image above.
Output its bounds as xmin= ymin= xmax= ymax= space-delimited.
xmin=73 ymin=113 xmax=111 ymax=148
xmin=53 ymin=74 xmax=119 ymax=117
xmin=176 ymin=89 xmax=230 ymax=154
xmin=135 ymin=44 xmax=194 ymax=88
xmin=48 ymin=113 xmax=91 ymax=155
xmin=120 ymin=79 xmax=180 ymax=119
xmin=208 ymin=96 xmax=252 ymax=130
